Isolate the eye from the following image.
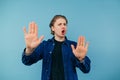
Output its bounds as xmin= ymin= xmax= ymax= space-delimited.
xmin=64 ymin=23 xmax=66 ymax=26
xmin=58 ymin=23 xmax=62 ymax=26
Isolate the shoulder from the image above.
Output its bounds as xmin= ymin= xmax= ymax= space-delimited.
xmin=40 ymin=38 xmax=54 ymax=45
xmin=66 ymin=39 xmax=77 ymax=47
xmin=67 ymin=40 xmax=76 ymax=44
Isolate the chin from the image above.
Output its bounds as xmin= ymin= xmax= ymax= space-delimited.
xmin=60 ymin=35 xmax=66 ymax=38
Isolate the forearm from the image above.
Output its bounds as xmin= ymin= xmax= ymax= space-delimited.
xmin=76 ymin=56 xmax=91 ymax=73
xmin=22 ymin=48 xmax=35 ymax=65
xmin=22 ymin=48 xmax=42 ymax=65
xmin=22 ymin=42 xmax=44 ymax=65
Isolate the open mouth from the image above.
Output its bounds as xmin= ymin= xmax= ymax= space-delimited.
xmin=61 ymin=30 xmax=65 ymax=34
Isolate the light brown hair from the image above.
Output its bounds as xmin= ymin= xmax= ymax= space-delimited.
xmin=49 ymin=15 xmax=68 ymax=35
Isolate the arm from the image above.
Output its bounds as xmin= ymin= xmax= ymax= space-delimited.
xmin=71 ymin=36 xmax=91 ymax=73
xmin=22 ymin=42 xmax=44 ymax=65
xmin=75 ymin=56 xmax=91 ymax=73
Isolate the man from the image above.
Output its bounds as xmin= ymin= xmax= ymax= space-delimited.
xmin=22 ymin=15 xmax=91 ymax=80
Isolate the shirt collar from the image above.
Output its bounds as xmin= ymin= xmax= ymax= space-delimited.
xmin=48 ymin=36 xmax=69 ymax=46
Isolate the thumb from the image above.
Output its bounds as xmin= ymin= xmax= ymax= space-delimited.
xmin=38 ymin=35 xmax=44 ymax=43
xmin=71 ymin=44 xmax=75 ymax=52
xmin=23 ymin=27 xmax=27 ymax=35
xmin=85 ymin=42 xmax=89 ymax=49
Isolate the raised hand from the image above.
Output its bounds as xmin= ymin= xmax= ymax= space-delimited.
xmin=23 ymin=22 xmax=44 ymax=54
xmin=71 ymin=36 xmax=89 ymax=61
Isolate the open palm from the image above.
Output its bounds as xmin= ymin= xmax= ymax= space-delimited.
xmin=23 ymin=22 xmax=44 ymax=51
xmin=71 ymin=36 xmax=89 ymax=61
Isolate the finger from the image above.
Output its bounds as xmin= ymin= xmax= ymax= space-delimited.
xmin=31 ymin=22 xmax=34 ymax=33
xmin=35 ymin=23 xmax=38 ymax=35
xmin=39 ymin=35 xmax=44 ymax=43
xmin=77 ymin=37 xmax=81 ymax=46
xmin=80 ymin=36 xmax=83 ymax=46
xmin=78 ymin=36 xmax=84 ymax=46
xmin=85 ymin=42 xmax=89 ymax=49
xmin=23 ymin=27 xmax=27 ymax=35
xmin=32 ymin=22 xmax=36 ymax=33
xmin=71 ymin=44 xmax=75 ymax=52
xmin=81 ymin=36 xmax=85 ymax=46
xmin=29 ymin=22 xmax=32 ymax=34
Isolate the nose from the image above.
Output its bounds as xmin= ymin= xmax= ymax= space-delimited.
xmin=61 ymin=24 xmax=66 ymax=28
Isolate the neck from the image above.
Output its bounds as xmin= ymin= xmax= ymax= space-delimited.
xmin=54 ymin=36 xmax=65 ymax=42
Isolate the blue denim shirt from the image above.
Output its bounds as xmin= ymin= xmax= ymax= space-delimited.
xmin=22 ymin=37 xmax=91 ymax=80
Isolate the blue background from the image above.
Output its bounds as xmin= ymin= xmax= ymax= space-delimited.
xmin=0 ymin=0 xmax=120 ymax=80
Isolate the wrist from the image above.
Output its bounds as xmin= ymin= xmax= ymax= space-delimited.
xmin=25 ymin=48 xmax=34 ymax=55
xmin=78 ymin=57 xmax=85 ymax=63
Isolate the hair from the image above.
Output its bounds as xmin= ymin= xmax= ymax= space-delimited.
xmin=49 ymin=15 xmax=68 ymax=35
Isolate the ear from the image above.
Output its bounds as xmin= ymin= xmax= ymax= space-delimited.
xmin=51 ymin=26 xmax=54 ymax=31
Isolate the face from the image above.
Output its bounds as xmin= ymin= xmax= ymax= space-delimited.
xmin=51 ymin=18 xmax=67 ymax=38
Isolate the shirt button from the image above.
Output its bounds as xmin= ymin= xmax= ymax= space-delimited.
xmin=46 ymin=69 xmax=48 ymax=72
xmin=47 ymin=77 xmax=49 ymax=80
xmin=53 ymin=43 xmax=55 ymax=46
xmin=49 ymin=51 xmax=52 ymax=54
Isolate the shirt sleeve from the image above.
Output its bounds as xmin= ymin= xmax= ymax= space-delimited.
xmin=22 ymin=41 xmax=45 ymax=66
xmin=75 ymin=56 xmax=91 ymax=73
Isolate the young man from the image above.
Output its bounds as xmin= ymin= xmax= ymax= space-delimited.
xmin=22 ymin=15 xmax=91 ymax=80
